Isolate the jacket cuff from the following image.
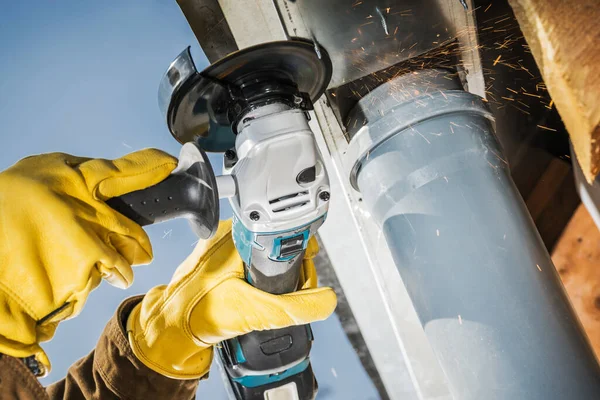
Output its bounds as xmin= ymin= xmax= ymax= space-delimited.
xmin=93 ymin=296 xmax=200 ymax=400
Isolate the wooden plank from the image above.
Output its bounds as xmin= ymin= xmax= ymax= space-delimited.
xmin=552 ymin=204 xmax=600 ymax=357
xmin=525 ymin=158 xmax=579 ymax=250
xmin=507 ymin=0 xmax=600 ymax=182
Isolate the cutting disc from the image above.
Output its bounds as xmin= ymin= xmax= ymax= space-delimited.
xmin=204 ymin=39 xmax=332 ymax=102
xmin=166 ymin=40 xmax=332 ymax=151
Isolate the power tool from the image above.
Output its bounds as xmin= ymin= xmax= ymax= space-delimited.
xmin=107 ymin=40 xmax=333 ymax=400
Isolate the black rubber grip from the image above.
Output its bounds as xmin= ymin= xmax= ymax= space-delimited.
xmin=107 ymin=173 xmax=199 ymax=226
xmin=106 ymin=159 xmax=219 ymax=239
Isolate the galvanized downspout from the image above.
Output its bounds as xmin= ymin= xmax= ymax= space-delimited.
xmin=346 ymin=69 xmax=600 ymax=400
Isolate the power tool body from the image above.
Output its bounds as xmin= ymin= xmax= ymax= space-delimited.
xmin=107 ymin=40 xmax=333 ymax=400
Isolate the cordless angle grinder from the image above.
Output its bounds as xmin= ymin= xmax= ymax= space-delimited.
xmin=106 ymin=40 xmax=333 ymax=400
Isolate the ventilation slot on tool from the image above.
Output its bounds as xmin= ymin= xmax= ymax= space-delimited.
xmin=269 ymin=191 xmax=310 ymax=213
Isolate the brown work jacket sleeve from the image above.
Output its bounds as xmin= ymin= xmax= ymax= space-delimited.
xmin=0 ymin=296 xmax=200 ymax=400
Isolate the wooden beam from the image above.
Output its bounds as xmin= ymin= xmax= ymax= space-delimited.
xmin=552 ymin=204 xmax=600 ymax=357
xmin=507 ymin=0 xmax=600 ymax=182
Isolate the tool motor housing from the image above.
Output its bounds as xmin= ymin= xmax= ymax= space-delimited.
xmin=225 ymin=103 xmax=330 ymax=292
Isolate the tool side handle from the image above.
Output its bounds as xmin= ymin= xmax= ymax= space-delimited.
xmin=107 ymin=173 xmax=198 ymax=226
xmin=106 ymin=155 xmax=220 ymax=239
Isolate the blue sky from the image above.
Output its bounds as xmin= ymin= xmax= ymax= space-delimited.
xmin=0 ymin=1 xmax=379 ymax=398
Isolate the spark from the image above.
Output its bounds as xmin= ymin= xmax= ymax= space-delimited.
xmin=331 ymin=368 xmax=338 ymax=378
xmin=375 ymin=6 xmax=389 ymax=35
xmin=122 ymin=142 xmax=132 ymax=149
xmin=510 ymin=104 xmax=530 ymax=115
xmin=522 ymin=92 xmax=542 ymax=99
xmin=312 ymin=35 xmax=322 ymax=59
xmin=537 ymin=125 xmax=557 ymax=132
xmin=484 ymin=3 xmax=492 ymax=12
xmin=493 ymin=55 xmax=502 ymax=66
xmin=536 ymin=264 xmax=542 ymax=272
xmin=520 ymin=64 xmax=534 ymax=77
xmin=162 ymin=229 xmax=172 ymax=239
xmin=490 ymin=149 xmax=508 ymax=164
xmin=410 ymin=125 xmax=431 ymax=144
xmin=436 ymin=229 xmax=440 ymax=236
xmin=506 ymin=87 xmax=518 ymax=94
xmin=549 ymin=100 xmax=554 ymax=107
xmin=458 ymin=315 xmax=463 ymax=325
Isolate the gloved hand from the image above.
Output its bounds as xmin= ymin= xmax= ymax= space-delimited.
xmin=0 ymin=149 xmax=177 ymax=373
xmin=127 ymin=219 xmax=337 ymax=379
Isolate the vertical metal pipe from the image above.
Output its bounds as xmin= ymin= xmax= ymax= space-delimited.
xmin=346 ymin=70 xmax=600 ymax=399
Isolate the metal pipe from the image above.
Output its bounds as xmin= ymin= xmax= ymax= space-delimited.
xmin=346 ymin=69 xmax=600 ymax=399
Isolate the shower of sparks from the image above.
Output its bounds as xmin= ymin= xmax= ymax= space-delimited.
xmin=336 ymin=5 xmax=560 ymax=135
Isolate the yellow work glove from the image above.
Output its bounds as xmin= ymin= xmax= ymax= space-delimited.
xmin=0 ymin=149 xmax=177 ymax=373
xmin=127 ymin=219 xmax=337 ymax=380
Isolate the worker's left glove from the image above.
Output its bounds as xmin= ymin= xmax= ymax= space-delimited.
xmin=126 ymin=219 xmax=337 ymax=379
xmin=0 ymin=149 xmax=177 ymax=373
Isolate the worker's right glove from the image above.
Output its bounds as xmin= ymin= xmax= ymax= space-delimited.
xmin=0 ymin=149 xmax=177 ymax=373
xmin=126 ymin=219 xmax=337 ymax=379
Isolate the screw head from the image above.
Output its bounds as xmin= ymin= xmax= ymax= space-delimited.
xmin=249 ymin=211 xmax=260 ymax=221
xmin=225 ymin=149 xmax=236 ymax=160
xmin=319 ymin=191 xmax=330 ymax=201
